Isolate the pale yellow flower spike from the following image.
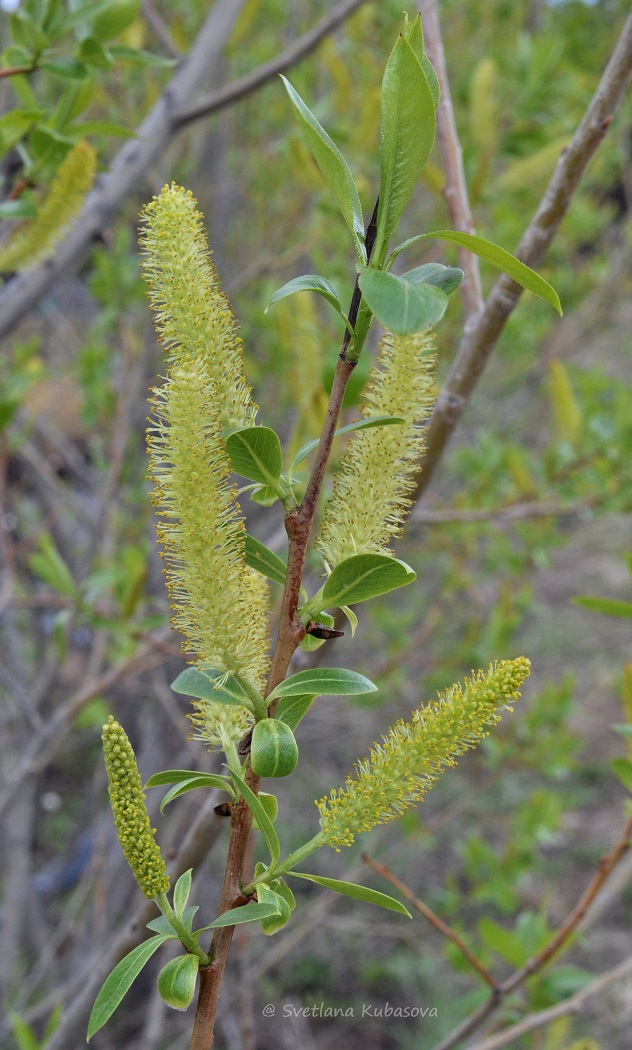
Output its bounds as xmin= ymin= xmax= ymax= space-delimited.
xmin=139 ymin=183 xmax=257 ymax=432
xmin=317 ymin=327 xmax=437 ymax=566
xmin=0 ymin=140 xmax=97 ymax=273
xmin=317 ymin=658 xmax=531 ymax=850
xmin=148 ymin=358 xmax=270 ymax=732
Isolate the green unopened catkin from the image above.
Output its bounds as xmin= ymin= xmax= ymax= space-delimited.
xmin=102 ymin=717 xmax=170 ymax=898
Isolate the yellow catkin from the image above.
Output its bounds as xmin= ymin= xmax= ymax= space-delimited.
xmin=317 ymin=327 xmax=437 ymax=566
xmin=0 ymin=140 xmax=97 ymax=272
xmin=102 ymin=717 xmax=170 ymax=898
xmin=317 ymin=658 xmax=530 ymax=850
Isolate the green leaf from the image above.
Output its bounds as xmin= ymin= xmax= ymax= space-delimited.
xmin=269 ymin=667 xmax=377 ymax=700
xmin=421 ymin=230 xmax=562 ymax=314
xmin=257 ymin=884 xmax=291 ymax=935
xmin=145 ymin=915 xmax=179 ymax=937
xmin=572 ymin=596 xmax=632 ymax=619
xmin=249 ymin=484 xmax=279 ymax=507
xmin=611 ymin=758 xmax=632 ymax=793
xmin=40 ymin=57 xmax=89 ymax=80
xmin=341 ymin=605 xmax=358 ymax=637
xmin=157 ymin=953 xmax=199 ymax=1011
xmin=107 ymin=44 xmax=177 ymax=66
xmin=87 ymin=935 xmax=170 ymax=1040
xmin=321 ymin=553 xmax=416 ymax=607
xmin=0 ymin=109 xmax=41 ymax=155
xmin=0 ymin=200 xmax=38 ymax=220
xmin=478 ymin=917 xmax=527 ymax=967
xmin=375 ymin=35 xmax=436 ymax=260
xmin=403 ymin=262 xmax=464 ymax=295
xmin=158 ymin=775 xmax=234 ymax=813
xmin=281 ymin=76 xmax=365 ymax=261
xmin=250 ymin=719 xmax=299 ymax=778
xmin=66 ymin=120 xmax=134 ymax=137
xmin=77 ymin=36 xmax=114 ymax=70
xmin=28 ymin=534 xmax=77 ymax=597
xmin=358 ymin=268 xmax=448 ymax=335
xmin=244 ymin=534 xmax=287 ymax=587
xmin=265 ymin=274 xmax=350 ymax=331
xmin=404 ymin=14 xmax=440 ymax=107
xmin=612 ymin=723 xmax=632 ymax=739
xmin=287 ymin=872 xmax=411 ymax=917
xmin=291 ymin=415 xmax=405 ymax=471
xmin=224 ymin=426 xmax=283 ymax=486
xmin=6 ymin=1010 xmax=39 ymax=1050
xmin=171 ymin=869 xmax=191 ymax=919
xmin=170 ymin=667 xmax=257 ymax=713
xmin=275 ymin=694 xmax=316 ymax=731
xmin=145 ymin=768 xmax=233 ymax=788
xmin=202 ymin=901 xmax=280 ymax=929
xmin=230 ymin=770 xmax=280 ymax=867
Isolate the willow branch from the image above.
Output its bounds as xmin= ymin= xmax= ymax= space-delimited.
xmin=414 ymin=8 xmax=632 ymax=500
xmin=174 ymin=0 xmax=369 ymax=129
xmin=418 ymin=0 xmax=483 ymax=318
xmin=0 ymin=0 xmax=367 ymax=341
xmin=430 ymin=813 xmax=632 ymax=1050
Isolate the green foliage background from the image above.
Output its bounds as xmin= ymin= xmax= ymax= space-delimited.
xmin=0 ymin=1 xmax=631 ymax=1048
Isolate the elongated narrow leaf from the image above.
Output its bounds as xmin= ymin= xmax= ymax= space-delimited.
xmin=291 ymin=415 xmax=405 ymax=471
xmin=201 ymin=901 xmax=280 ymax=930
xmin=275 ymin=694 xmax=316 ymax=731
xmin=404 ymin=262 xmax=464 ymax=295
xmin=322 ymin=554 xmax=416 ymax=607
xmin=572 ymin=596 xmax=632 ymax=619
xmin=87 ymin=936 xmax=170 ymax=1040
xmin=358 ymin=268 xmax=448 ymax=335
xmin=225 ymin=426 xmax=283 ymax=486
xmin=611 ymin=758 xmax=632 ymax=793
xmin=159 ymin=776 xmax=234 ymax=813
xmin=173 ymin=869 xmax=192 ymax=919
xmin=145 ymin=769 xmax=233 ymax=788
xmin=170 ymin=668 xmax=256 ymax=712
xmin=281 ymin=76 xmax=365 ymax=261
xmin=269 ymin=667 xmax=377 ymax=700
xmin=231 ymin=771 xmax=280 ymax=866
xmin=287 ymin=872 xmax=411 ymax=917
xmin=146 ymin=906 xmax=198 ymax=937
xmin=245 ymin=534 xmax=288 ymax=587
xmin=405 ymin=14 xmax=441 ymax=107
xmin=265 ymin=274 xmax=349 ymax=330
xmin=422 ymin=230 xmax=562 ymax=314
xmin=376 ymin=36 xmax=436 ymax=259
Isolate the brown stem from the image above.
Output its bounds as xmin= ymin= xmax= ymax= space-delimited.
xmin=363 ymin=853 xmax=497 ymax=988
xmin=418 ymin=0 xmax=483 ymax=319
xmin=430 ymin=813 xmax=632 ymax=1050
xmin=414 ymin=7 xmax=632 ymax=500
xmin=0 ymin=65 xmax=33 ymax=79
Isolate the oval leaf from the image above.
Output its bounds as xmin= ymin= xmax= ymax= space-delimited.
xmin=287 ymin=872 xmax=411 ymax=917
xmin=224 ymin=426 xmax=283 ymax=486
xmin=376 ymin=35 xmax=436 ymax=259
xmin=322 ymin=553 xmax=416 ymax=607
xmin=251 ymin=719 xmax=299 ymax=778
xmin=269 ymin=667 xmax=377 ymax=700
xmin=404 ymin=262 xmax=464 ymax=295
xmin=281 ymin=76 xmax=365 ymax=261
xmin=257 ymin=884 xmax=291 ymax=935
xmin=275 ymin=694 xmax=316 ymax=731
xmin=87 ymin=935 xmax=170 ymax=1040
xmin=422 ymin=230 xmax=562 ymax=314
xmin=157 ymin=954 xmax=199 ymax=1011
xmin=170 ymin=668 xmax=256 ymax=713
xmin=265 ymin=274 xmax=349 ymax=329
xmin=358 ymin=268 xmax=448 ymax=335
xmin=244 ymin=534 xmax=287 ymax=587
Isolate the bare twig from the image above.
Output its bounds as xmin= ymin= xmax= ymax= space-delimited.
xmin=430 ymin=814 xmax=632 ymax=1050
xmin=418 ymin=0 xmax=483 ymax=318
xmin=362 ymin=853 xmax=497 ymax=988
xmin=466 ymin=954 xmax=632 ymax=1050
xmin=0 ymin=0 xmax=368 ymax=342
xmin=414 ymin=8 xmax=632 ymax=499
xmin=174 ymin=0 xmax=369 ymax=129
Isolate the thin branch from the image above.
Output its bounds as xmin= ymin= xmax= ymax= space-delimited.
xmin=0 ymin=0 xmax=368 ymax=342
xmin=466 ymin=954 xmax=632 ymax=1050
xmin=414 ymin=8 xmax=632 ymax=499
xmin=362 ymin=853 xmax=497 ymax=988
xmin=430 ymin=813 xmax=632 ymax=1050
xmin=174 ymin=0 xmax=369 ymax=129
xmin=409 ymin=495 xmax=598 ymax=526
xmin=418 ymin=0 xmax=483 ymax=318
